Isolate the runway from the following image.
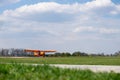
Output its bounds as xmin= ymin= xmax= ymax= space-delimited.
xmin=1 ymin=62 xmax=120 ymax=73
xmin=49 ymin=64 xmax=120 ymax=73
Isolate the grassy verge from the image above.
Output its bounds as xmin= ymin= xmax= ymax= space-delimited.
xmin=0 ymin=64 xmax=120 ymax=80
xmin=0 ymin=56 xmax=120 ymax=65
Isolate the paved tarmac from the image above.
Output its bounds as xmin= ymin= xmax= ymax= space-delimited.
xmin=50 ymin=64 xmax=120 ymax=73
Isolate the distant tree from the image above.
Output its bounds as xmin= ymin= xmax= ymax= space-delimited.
xmin=65 ymin=52 xmax=71 ymax=57
xmin=62 ymin=52 xmax=71 ymax=57
xmin=54 ymin=52 xmax=61 ymax=57
xmin=114 ymin=51 xmax=120 ymax=56
xmin=80 ymin=52 xmax=88 ymax=56
xmin=61 ymin=52 xmax=66 ymax=57
xmin=72 ymin=51 xmax=88 ymax=56
xmin=89 ymin=54 xmax=97 ymax=56
xmin=72 ymin=51 xmax=81 ymax=56
xmin=97 ymin=53 xmax=105 ymax=56
xmin=0 ymin=49 xmax=2 ymax=56
xmin=47 ymin=54 xmax=55 ymax=57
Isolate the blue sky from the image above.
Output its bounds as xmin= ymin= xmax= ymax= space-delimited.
xmin=0 ymin=0 xmax=120 ymax=54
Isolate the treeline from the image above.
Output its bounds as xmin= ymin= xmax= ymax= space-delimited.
xmin=46 ymin=52 xmax=88 ymax=57
xmin=46 ymin=51 xmax=120 ymax=57
xmin=0 ymin=48 xmax=34 ymax=57
xmin=0 ymin=48 xmax=120 ymax=57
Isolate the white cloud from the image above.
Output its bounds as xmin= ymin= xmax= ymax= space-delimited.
xmin=99 ymin=28 xmax=120 ymax=34
xmin=3 ymin=2 xmax=76 ymax=15
xmin=1 ymin=0 xmax=119 ymax=23
xmin=73 ymin=26 xmax=120 ymax=34
xmin=0 ymin=1 xmax=120 ymax=53
xmin=115 ymin=5 xmax=120 ymax=13
xmin=1 ymin=0 xmax=113 ymax=14
xmin=73 ymin=26 xmax=96 ymax=33
xmin=0 ymin=0 xmax=20 ymax=6
xmin=110 ymin=10 xmax=118 ymax=15
xmin=0 ymin=1 xmax=120 ymax=34
xmin=110 ymin=3 xmax=120 ymax=15
xmin=2 ymin=2 xmax=81 ymax=23
xmin=79 ymin=0 xmax=114 ymax=12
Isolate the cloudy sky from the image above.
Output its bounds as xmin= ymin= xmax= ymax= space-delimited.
xmin=0 ymin=0 xmax=120 ymax=54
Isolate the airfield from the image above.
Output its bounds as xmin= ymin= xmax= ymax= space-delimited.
xmin=0 ymin=56 xmax=120 ymax=80
xmin=0 ymin=56 xmax=120 ymax=73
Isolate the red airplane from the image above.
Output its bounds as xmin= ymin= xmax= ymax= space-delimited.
xmin=24 ymin=49 xmax=56 ymax=57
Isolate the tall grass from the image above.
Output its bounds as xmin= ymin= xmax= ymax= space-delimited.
xmin=0 ymin=56 xmax=120 ymax=65
xmin=0 ymin=64 xmax=120 ymax=80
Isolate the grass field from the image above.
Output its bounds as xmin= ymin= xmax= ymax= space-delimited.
xmin=0 ymin=57 xmax=120 ymax=80
xmin=0 ymin=56 xmax=120 ymax=65
xmin=0 ymin=63 xmax=120 ymax=80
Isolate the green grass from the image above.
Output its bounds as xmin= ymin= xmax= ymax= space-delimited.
xmin=0 ymin=56 xmax=120 ymax=65
xmin=0 ymin=64 xmax=120 ymax=80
